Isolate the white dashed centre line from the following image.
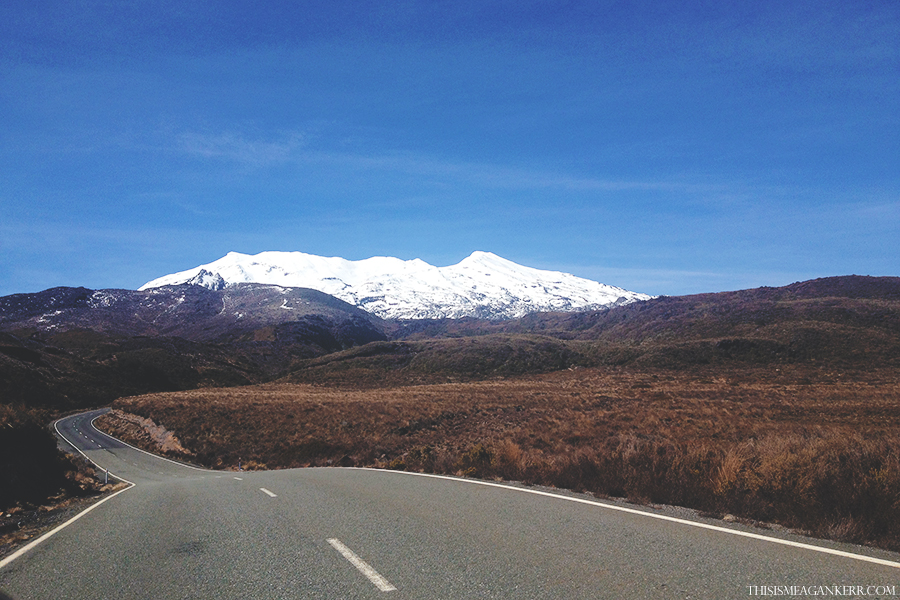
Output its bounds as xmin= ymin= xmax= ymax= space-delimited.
xmin=327 ymin=538 xmax=397 ymax=592
xmin=259 ymin=487 xmax=277 ymax=497
xmin=233 ymin=477 xmax=243 ymax=481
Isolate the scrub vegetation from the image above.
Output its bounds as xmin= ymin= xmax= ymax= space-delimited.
xmin=0 ymin=406 xmax=104 ymax=512
xmin=102 ymin=364 xmax=900 ymax=551
xmin=4 ymin=275 xmax=900 ymax=550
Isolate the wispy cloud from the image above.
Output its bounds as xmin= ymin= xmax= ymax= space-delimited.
xmin=852 ymin=199 xmax=900 ymax=221
xmin=177 ymin=130 xmax=306 ymax=165
xmin=171 ymin=126 xmax=740 ymax=196
xmin=320 ymin=151 xmax=721 ymax=194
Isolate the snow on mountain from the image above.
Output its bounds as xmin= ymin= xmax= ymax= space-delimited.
xmin=139 ymin=251 xmax=652 ymax=320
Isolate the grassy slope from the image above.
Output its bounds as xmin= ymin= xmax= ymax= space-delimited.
xmin=95 ymin=276 xmax=900 ymax=549
xmin=289 ymin=276 xmax=900 ymax=385
xmin=8 ymin=275 xmax=899 ymax=548
xmin=107 ymin=364 xmax=900 ymax=550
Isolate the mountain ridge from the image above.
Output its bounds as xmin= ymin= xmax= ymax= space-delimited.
xmin=139 ymin=250 xmax=652 ymax=320
xmin=0 ymin=283 xmax=385 ymax=344
xmin=1 ymin=274 xmax=897 ymax=407
xmin=0 ymin=283 xmax=388 ymax=407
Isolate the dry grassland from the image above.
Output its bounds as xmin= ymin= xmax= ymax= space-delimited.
xmin=102 ymin=365 xmax=900 ymax=550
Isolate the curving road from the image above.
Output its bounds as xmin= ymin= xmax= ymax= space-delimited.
xmin=2 ymin=409 xmax=899 ymax=599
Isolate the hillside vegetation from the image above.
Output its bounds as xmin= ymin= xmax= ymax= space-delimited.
xmin=3 ymin=276 xmax=898 ymax=407
xmin=0 ymin=284 xmax=387 ymax=409
xmin=0 ymin=405 xmax=104 ymax=512
xmin=285 ymin=276 xmax=900 ymax=385
xmin=105 ymin=364 xmax=900 ymax=550
xmin=3 ymin=275 xmax=899 ymax=547
xmin=0 ymin=284 xmax=386 ymax=512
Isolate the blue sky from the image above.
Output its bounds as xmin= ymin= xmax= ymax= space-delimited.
xmin=1 ymin=1 xmax=897 ymax=297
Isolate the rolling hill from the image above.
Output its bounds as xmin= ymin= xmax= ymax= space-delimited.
xmin=2 ymin=275 xmax=898 ymax=404
xmin=0 ymin=283 xmax=386 ymax=408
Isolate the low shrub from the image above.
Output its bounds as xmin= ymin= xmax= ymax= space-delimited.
xmin=101 ymin=365 xmax=900 ymax=550
xmin=0 ymin=405 xmax=103 ymax=510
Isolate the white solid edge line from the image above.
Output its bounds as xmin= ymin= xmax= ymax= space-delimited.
xmin=54 ymin=416 xmax=135 ymax=487
xmin=88 ymin=414 xmax=211 ymax=473
xmin=351 ymin=468 xmax=900 ymax=570
xmin=0 ymin=483 xmax=133 ymax=570
xmin=327 ymin=538 xmax=397 ymax=592
xmin=260 ymin=488 xmax=277 ymax=497
xmin=0 ymin=418 xmax=139 ymax=570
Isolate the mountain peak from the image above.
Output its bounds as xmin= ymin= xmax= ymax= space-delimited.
xmin=460 ymin=251 xmax=514 ymax=267
xmin=141 ymin=251 xmax=652 ymax=320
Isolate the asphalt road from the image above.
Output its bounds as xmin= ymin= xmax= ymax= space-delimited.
xmin=2 ymin=409 xmax=900 ymax=599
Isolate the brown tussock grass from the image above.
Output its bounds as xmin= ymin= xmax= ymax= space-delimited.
xmin=95 ymin=409 xmax=195 ymax=460
xmin=100 ymin=364 xmax=900 ymax=550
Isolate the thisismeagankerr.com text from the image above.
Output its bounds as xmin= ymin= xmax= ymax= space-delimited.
xmin=748 ymin=585 xmax=898 ymax=597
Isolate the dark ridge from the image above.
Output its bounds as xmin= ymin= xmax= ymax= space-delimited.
xmin=0 ymin=284 xmax=388 ymax=410
xmin=287 ymin=275 xmax=900 ymax=384
xmin=2 ymin=275 xmax=898 ymax=402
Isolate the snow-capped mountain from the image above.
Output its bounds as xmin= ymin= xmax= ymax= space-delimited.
xmin=140 ymin=251 xmax=652 ymax=320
